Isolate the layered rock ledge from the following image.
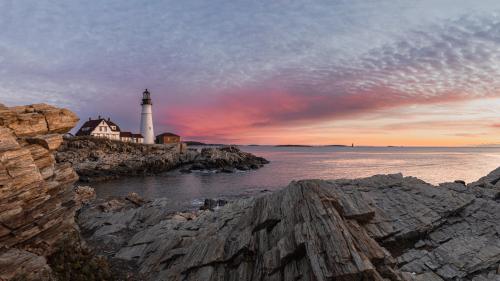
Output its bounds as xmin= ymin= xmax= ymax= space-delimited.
xmin=56 ymin=137 xmax=269 ymax=182
xmin=79 ymin=167 xmax=500 ymax=281
xmin=0 ymin=104 xmax=80 ymax=280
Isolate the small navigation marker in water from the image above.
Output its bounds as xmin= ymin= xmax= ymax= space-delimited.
xmin=352 ymin=143 xmax=354 ymax=148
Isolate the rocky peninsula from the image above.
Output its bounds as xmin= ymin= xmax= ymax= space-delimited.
xmin=56 ymin=137 xmax=269 ymax=182
xmin=1 ymin=103 xmax=500 ymax=281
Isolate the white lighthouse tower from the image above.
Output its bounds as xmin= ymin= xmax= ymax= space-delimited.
xmin=140 ymin=89 xmax=155 ymax=144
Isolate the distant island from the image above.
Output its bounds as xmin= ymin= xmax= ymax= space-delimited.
xmin=275 ymin=144 xmax=350 ymax=148
xmin=275 ymin=144 xmax=314 ymax=147
xmin=185 ymin=143 xmax=360 ymax=148
xmin=323 ymin=144 xmax=349 ymax=147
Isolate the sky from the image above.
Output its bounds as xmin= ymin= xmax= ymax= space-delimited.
xmin=1 ymin=0 xmax=500 ymax=146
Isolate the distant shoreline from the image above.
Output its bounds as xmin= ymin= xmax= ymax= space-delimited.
xmin=184 ymin=141 xmax=500 ymax=149
xmin=275 ymin=144 xmax=314 ymax=147
xmin=187 ymin=142 xmax=500 ymax=149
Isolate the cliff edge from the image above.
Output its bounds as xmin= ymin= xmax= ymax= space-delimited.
xmin=0 ymin=103 xmax=80 ymax=280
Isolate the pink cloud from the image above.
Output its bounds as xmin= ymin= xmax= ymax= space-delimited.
xmin=156 ymin=85 xmax=479 ymax=143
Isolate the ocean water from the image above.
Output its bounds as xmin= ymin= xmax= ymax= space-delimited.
xmin=92 ymin=146 xmax=500 ymax=211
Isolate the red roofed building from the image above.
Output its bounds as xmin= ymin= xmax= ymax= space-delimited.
xmin=156 ymin=132 xmax=181 ymax=144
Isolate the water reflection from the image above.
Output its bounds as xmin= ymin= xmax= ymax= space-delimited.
xmin=93 ymin=146 xmax=500 ymax=211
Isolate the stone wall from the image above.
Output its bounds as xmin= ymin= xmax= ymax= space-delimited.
xmin=0 ymin=103 xmax=79 ymax=280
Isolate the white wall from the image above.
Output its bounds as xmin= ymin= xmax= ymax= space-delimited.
xmin=140 ymin=104 xmax=155 ymax=144
xmin=90 ymin=120 xmax=120 ymax=140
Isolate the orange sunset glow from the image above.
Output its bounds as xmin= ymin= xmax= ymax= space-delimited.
xmin=2 ymin=1 xmax=500 ymax=146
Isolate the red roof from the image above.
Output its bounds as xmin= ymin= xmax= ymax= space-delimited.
xmin=131 ymin=134 xmax=144 ymax=139
xmin=157 ymin=132 xmax=180 ymax=138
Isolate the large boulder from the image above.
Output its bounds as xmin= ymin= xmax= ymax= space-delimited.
xmin=0 ymin=103 xmax=78 ymax=136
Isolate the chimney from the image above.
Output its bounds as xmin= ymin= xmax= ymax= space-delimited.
xmin=98 ymin=115 xmax=101 ymax=119
xmin=108 ymin=117 xmax=110 ymax=121
xmin=88 ymin=117 xmax=91 ymax=121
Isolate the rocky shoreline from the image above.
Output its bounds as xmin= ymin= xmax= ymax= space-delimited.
xmin=2 ymin=103 xmax=500 ymax=281
xmin=76 ymin=167 xmax=500 ymax=281
xmin=56 ymin=136 xmax=269 ymax=182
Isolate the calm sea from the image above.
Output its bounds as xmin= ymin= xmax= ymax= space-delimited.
xmin=92 ymin=146 xmax=500 ymax=211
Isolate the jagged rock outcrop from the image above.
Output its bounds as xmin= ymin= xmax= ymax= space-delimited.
xmin=186 ymin=146 xmax=269 ymax=172
xmin=0 ymin=103 xmax=80 ymax=280
xmin=79 ymin=169 xmax=500 ymax=281
xmin=56 ymin=137 xmax=269 ymax=182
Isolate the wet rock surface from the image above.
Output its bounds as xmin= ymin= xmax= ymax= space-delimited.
xmin=56 ymin=137 xmax=269 ymax=182
xmin=78 ymin=168 xmax=500 ymax=281
xmin=199 ymin=198 xmax=228 ymax=211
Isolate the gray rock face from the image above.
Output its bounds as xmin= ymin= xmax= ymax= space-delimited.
xmin=0 ymin=248 xmax=53 ymax=281
xmin=56 ymin=137 xmax=269 ymax=181
xmin=78 ymin=169 xmax=500 ymax=281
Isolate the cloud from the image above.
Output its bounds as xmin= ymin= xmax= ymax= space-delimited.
xmin=1 ymin=1 xmax=500 ymax=144
xmin=158 ymin=14 xmax=500 ymax=141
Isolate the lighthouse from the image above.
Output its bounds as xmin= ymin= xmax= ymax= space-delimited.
xmin=140 ymin=89 xmax=155 ymax=144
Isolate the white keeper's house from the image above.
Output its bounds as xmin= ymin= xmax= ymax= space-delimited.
xmin=75 ymin=116 xmax=144 ymax=143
